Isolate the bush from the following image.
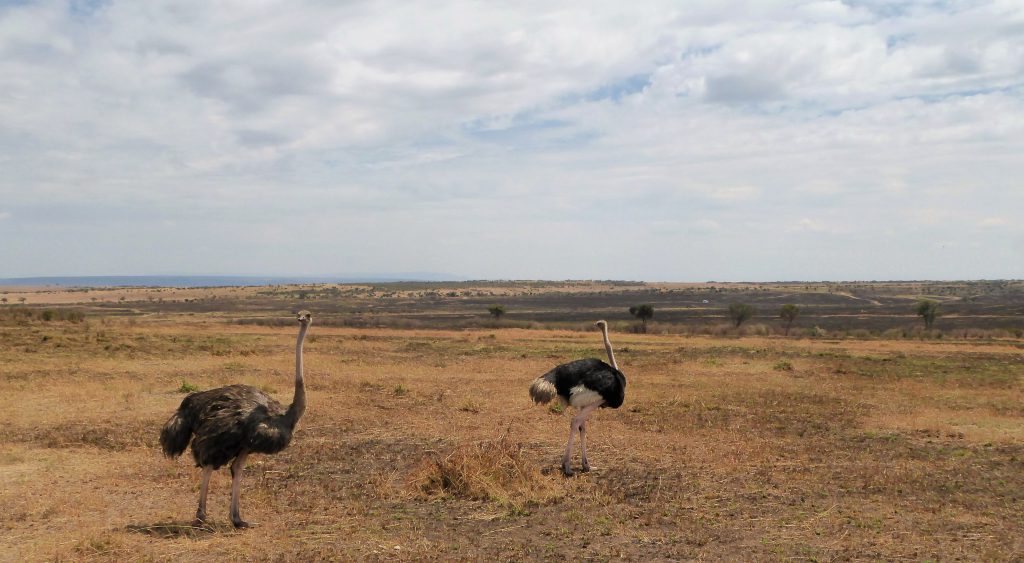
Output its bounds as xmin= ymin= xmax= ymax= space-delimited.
xmin=628 ymin=304 xmax=654 ymax=333
xmin=915 ymin=300 xmax=940 ymax=329
xmin=779 ymin=304 xmax=800 ymax=335
xmin=807 ymin=326 xmax=827 ymax=338
xmin=741 ymin=323 xmax=771 ymax=337
xmin=728 ymin=303 xmax=756 ymax=327
xmin=0 ymin=307 xmax=84 ymax=324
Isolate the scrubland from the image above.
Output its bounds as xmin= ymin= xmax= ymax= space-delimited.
xmin=1 ymin=282 xmax=1023 ymax=560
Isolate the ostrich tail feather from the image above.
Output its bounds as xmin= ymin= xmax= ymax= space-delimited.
xmin=159 ymin=410 xmax=193 ymax=458
xmin=529 ymin=374 xmax=558 ymax=405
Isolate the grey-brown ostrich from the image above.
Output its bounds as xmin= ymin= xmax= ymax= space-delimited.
xmin=529 ymin=320 xmax=626 ymax=476
xmin=159 ymin=310 xmax=312 ymax=528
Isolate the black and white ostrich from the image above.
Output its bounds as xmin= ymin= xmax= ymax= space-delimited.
xmin=529 ymin=320 xmax=626 ymax=476
xmin=159 ymin=310 xmax=312 ymax=528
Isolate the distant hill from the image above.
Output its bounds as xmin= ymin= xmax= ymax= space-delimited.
xmin=0 ymin=274 xmax=463 ymax=288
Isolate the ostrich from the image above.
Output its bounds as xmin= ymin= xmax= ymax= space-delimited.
xmin=159 ymin=310 xmax=312 ymax=528
xmin=529 ymin=320 xmax=626 ymax=476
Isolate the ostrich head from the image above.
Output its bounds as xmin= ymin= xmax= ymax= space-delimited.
xmin=594 ymin=320 xmax=607 ymax=330
xmin=297 ymin=310 xmax=312 ymax=325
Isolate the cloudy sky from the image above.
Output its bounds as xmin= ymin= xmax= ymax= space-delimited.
xmin=1 ymin=0 xmax=1022 ymax=281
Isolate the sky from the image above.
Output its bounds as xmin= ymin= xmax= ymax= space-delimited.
xmin=1 ymin=0 xmax=1022 ymax=281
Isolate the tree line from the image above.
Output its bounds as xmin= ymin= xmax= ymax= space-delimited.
xmin=485 ymin=299 xmax=944 ymax=333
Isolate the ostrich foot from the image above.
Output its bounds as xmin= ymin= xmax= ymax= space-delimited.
xmin=561 ymin=462 xmax=575 ymax=477
xmin=580 ymin=461 xmax=591 ymax=473
xmin=192 ymin=510 xmax=208 ymax=528
xmin=231 ymin=518 xmax=250 ymax=529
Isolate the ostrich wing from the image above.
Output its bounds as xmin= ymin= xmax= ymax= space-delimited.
xmin=547 ymin=358 xmax=626 ymax=409
xmin=185 ymin=385 xmax=287 ymax=468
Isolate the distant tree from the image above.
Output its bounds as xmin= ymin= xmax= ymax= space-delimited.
xmin=487 ymin=305 xmax=506 ymax=320
xmin=18 ymin=297 xmax=26 ymax=304
xmin=0 ymin=297 xmax=6 ymax=304
xmin=915 ymin=299 xmax=940 ymax=329
xmin=728 ymin=303 xmax=756 ymax=328
xmin=629 ymin=304 xmax=654 ymax=333
xmin=779 ymin=304 xmax=800 ymax=336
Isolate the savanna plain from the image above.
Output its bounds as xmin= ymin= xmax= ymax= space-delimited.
xmin=2 ymin=281 xmax=1023 ymax=561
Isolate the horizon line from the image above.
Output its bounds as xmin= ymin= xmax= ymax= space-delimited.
xmin=1 ymin=274 xmax=1021 ymax=289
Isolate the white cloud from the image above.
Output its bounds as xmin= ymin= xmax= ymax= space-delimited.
xmin=705 ymin=185 xmax=762 ymax=203
xmin=691 ymin=219 xmax=722 ymax=234
xmin=979 ymin=217 xmax=1009 ymax=227
xmin=1 ymin=0 xmax=1022 ymax=279
xmin=912 ymin=208 xmax=957 ymax=225
xmin=787 ymin=218 xmax=828 ymax=233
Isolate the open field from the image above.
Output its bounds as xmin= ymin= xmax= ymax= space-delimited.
xmin=2 ymin=293 xmax=1024 ymax=561
xmin=3 ymin=279 xmax=1024 ymax=335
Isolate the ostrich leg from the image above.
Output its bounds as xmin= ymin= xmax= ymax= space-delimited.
xmin=561 ymin=404 xmax=600 ymax=476
xmin=229 ymin=451 xmax=251 ymax=528
xmin=194 ymin=466 xmax=213 ymax=526
xmin=561 ymin=417 xmax=579 ymax=476
xmin=579 ymin=420 xmax=591 ymax=472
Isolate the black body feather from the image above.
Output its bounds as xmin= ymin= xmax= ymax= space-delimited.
xmin=159 ymin=384 xmax=296 ymax=469
xmin=537 ymin=358 xmax=626 ymax=409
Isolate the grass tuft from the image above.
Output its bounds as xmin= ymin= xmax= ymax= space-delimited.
xmin=458 ymin=398 xmax=482 ymax=413
xmin=407 ymin=429 xmax=564 ymax=512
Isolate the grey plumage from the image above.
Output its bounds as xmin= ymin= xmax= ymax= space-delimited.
xmin=160 ymin=384 xmax=298 ymax=469
xmin=159 ymin=310 xmax=312 ymax=528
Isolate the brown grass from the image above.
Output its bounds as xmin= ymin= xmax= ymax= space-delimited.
xmin=1 ymin=312 xmax=1022 ymax=560
xmin=405 ymin=428 xmax=566 ymax=512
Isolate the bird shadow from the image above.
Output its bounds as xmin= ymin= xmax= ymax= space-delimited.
xmin=125 ymin=520 xmax=233 ymax=539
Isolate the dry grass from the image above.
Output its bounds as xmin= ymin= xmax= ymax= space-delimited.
xmin=1 ymin=313 xmax=1023 ymax=560
xmin=406 ymin=428 xmax=566 ymax=512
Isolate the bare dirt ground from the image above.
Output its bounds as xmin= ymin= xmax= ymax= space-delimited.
xmin=2 ymin=308 xmax=1023 ymax=561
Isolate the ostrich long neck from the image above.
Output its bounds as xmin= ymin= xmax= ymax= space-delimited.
xmin=601 ymin=325 xmax=618 ymax=370
xmin=284 ymin=322 xmax=309 ymax=427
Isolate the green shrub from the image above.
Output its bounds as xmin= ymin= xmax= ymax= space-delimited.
xmin=629 ymin=304 xmax=654 ymax=333
xmin=728 ymin=303 xmax=756 ymax=327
